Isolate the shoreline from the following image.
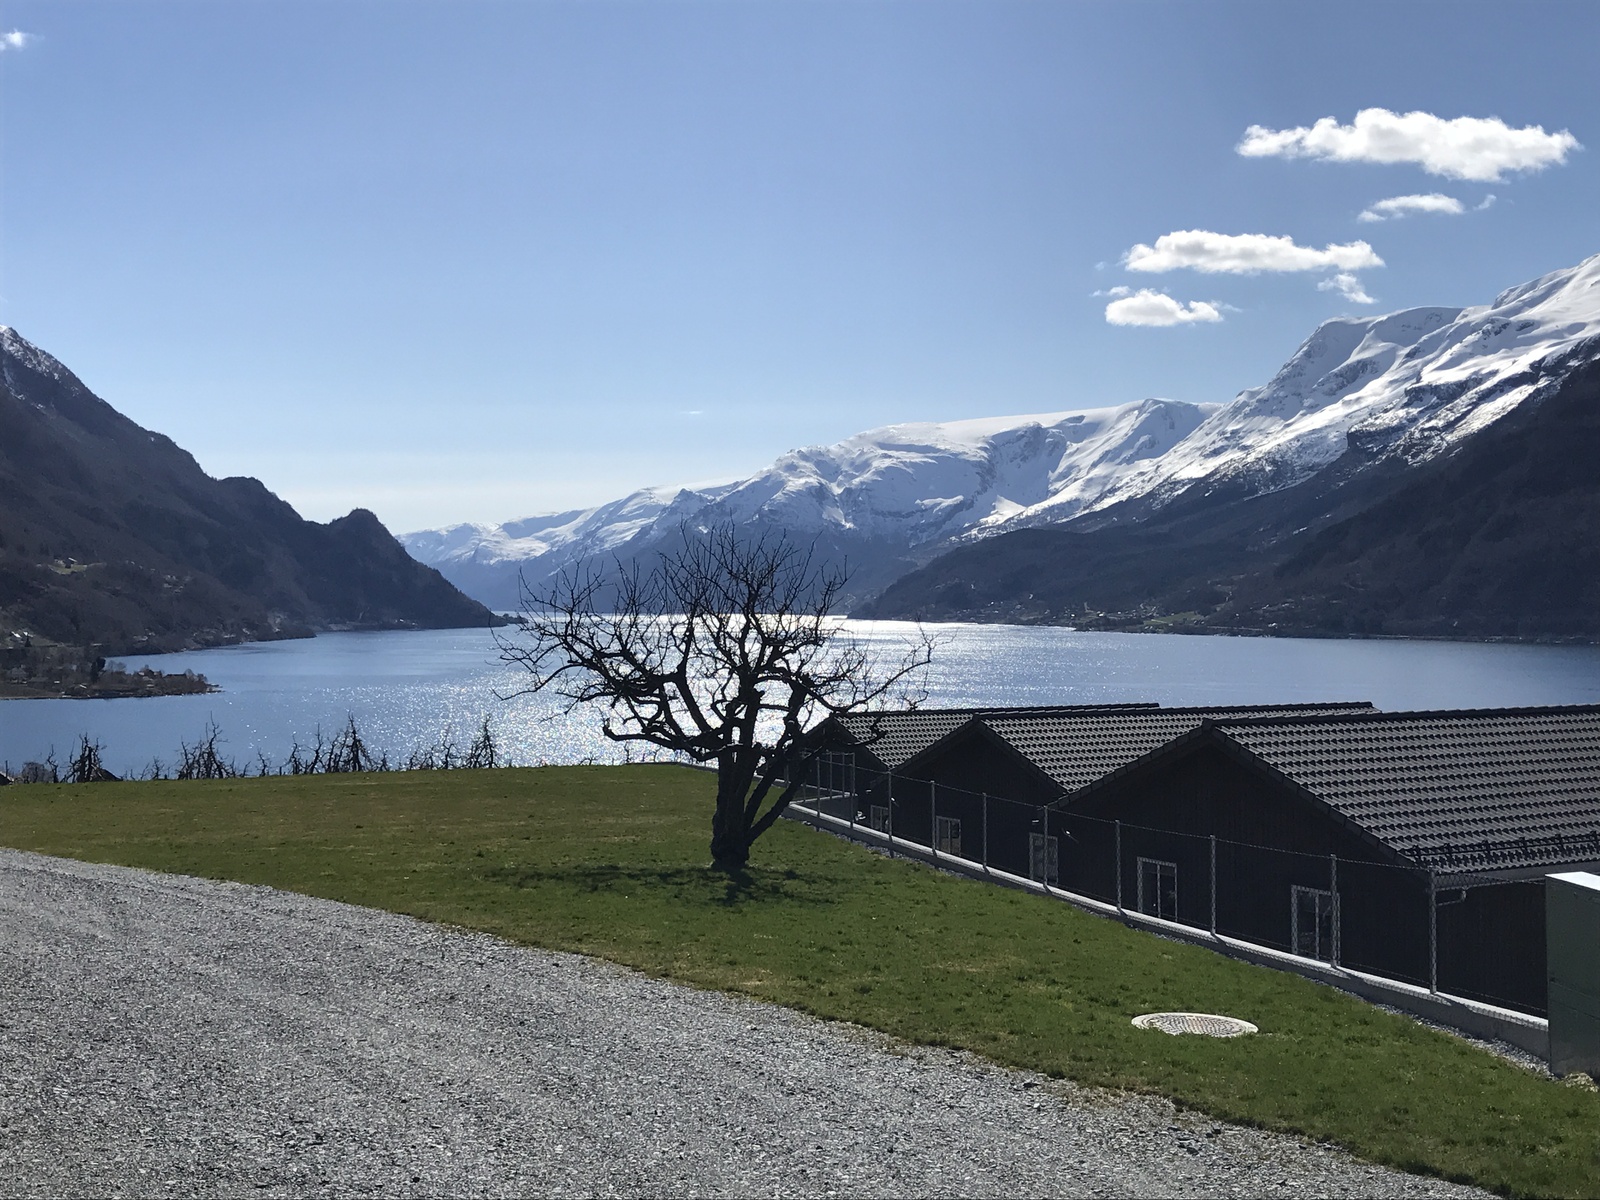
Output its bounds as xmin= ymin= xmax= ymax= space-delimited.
xmin=856 ymin=613 xmax=1600 ymax=649
xmin=0 ymin=669 xmax=217 ymax=702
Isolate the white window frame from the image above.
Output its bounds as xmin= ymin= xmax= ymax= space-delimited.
xmin=868 ymin=804 xmax=890 ymax=834
xmin=935 ymin=815 xmax=962 ymax=856
xmin=1029 ymin=832 xmax=1059 ymax=885
xmin=1291 ymin=884 xmax=1340 ymax=963
xmin=1137 ymin=857 xmax=1178 ymax=921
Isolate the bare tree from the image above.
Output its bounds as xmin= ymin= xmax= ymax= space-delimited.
xmin=464 ymin=716 xmax=500 ymax=770
xmin=498 ymin=526 xmax=935 ymax=872
xmin=67 ymin=734 xmax=117 ymax=784
xmin=175 ymin=722 xmax=239 ymax=780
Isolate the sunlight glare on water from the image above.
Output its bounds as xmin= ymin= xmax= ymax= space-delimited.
xmin=2 ymin=621 xmax=1598 ymax=778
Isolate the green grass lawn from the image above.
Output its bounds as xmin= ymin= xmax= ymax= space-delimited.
xmin=2 ymin=764 xmax=1595 ymax=1197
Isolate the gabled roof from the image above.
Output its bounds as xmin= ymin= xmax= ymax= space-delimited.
xmin=980 ymin=703 xmax=1377 ymax=796
xmin=826 ymin=702 xmax=1159 ymax=771
xmin=1208 ymin=706 xmax=1600 ymax=876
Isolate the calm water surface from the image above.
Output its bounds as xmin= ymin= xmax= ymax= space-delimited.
xmin=3 ymin=621 xmax=1598 ymax=778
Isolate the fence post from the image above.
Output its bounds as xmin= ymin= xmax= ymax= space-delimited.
xmin=818 ymin=756 xmax=827 ymax=826
xmin=930 ymin=781 xmax=938 ymax=861
xmin=981 ymin=793 xmax=989 ymax=874
xmin=886 ymin=770 xmax=895 ymax=858
xmin=1428 ymin=870 xmax=1438 ymax=994
xmin=1330 ymin=853 xmax=1340 ymax=968
xmin=1115 ymin=820 xmax=1124 ymax=914
xmin=1209 ymin=834 xmax=1217 ymax=937
xmin=812 ymin=756 xmax=822 ymax=830
xmin=1038 ymin=807 xmax=1050 ymax=894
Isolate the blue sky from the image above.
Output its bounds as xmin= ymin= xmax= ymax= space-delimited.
xmin=1 ymin=1 xmax=1596 ymax=532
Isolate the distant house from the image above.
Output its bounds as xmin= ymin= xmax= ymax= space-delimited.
xmin=1052 ymin=706 xmax=1600 ymax=1015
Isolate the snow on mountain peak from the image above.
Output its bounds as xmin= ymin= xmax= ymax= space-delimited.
xmin=710 ymin=403 xmax=1202 ymax=539
xmin=400 ymin=398 xmax=1219 ymax=576
xmin=1099 ymin=255 xmax=1600 ymax=506
xmin=1490 ymin=250 xmax=1600 ymax=311
xmin=0 ymin=326 xmax=77 ymax=388
xmin=402 ymin=253 xmax=1600 ymax=609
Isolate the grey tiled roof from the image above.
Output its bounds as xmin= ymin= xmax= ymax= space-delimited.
xmin=986 ymin=703 xmax=1377 ymax=796
xmin=830 ymin=703 xmax=1158 ymax=771
xmin=831 ymin=711 xmax=974 ymax=770
xmin=1214 ymin=707 xmax=1600 ymax=876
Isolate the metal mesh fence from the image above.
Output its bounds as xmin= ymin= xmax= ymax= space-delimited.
xmin=790 ymin=755 xmax=1547 ymax=1017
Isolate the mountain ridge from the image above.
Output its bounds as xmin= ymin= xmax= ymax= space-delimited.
xmin=861 ymin=352 xmax=1600 ymax=640
xmin=403 ymin=251 xmax=1600 ymax=633
xmin=0 ymin=327 xmax=500 ymax=659
xmin=402 ymin=397 xmax=1220 ymax=608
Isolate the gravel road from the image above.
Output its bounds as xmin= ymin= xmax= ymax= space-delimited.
xmin=0 ymin=848 xmax=1484 ymax=1198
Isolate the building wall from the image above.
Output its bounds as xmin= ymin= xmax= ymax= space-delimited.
xmin=1063 ymin=744 xmax=1547 ymax=1014
xmin=1436 ymin=879 xmax=1547 ymax=1014
xmin=821 ymin=725 xmax=1552 ymax=1015
xmin=892 ymin=727 xmax=1061 ymax=877
xmin=903 ymin=726 xmax=1060 ymax=806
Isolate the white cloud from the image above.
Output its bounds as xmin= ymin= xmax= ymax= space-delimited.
xmin=1104 ymin=290 xmax=1223 ymax=327
xmin=1477 ymin=194 xmax=1498 ymax=211
xmin=0 ymin=30 xmax=30 ymax=51
xmin=1358 ymin=193 xmax=1465 ymax=223
xmin=1124 ymin=230 xmax=1383 ymax=275
xmin=1318 ymin=273 xmax=1376 ymax=305
xmin=1238 ymin=108 xmax=1580 ymax=182
xmin=1092 ymin=286 xmax=1133 ymax=298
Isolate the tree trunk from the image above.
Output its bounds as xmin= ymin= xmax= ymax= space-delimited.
xmin=710 ymin=762 xmax=753 ymax=872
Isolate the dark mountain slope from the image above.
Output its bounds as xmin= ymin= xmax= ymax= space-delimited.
xmin=860 ymin=357 xmax=1600 ymax=641
xmin=0 ymin=328 xmax=497 ymax=655
xmin=1222 ymin=356 xmax=1600 ymax=639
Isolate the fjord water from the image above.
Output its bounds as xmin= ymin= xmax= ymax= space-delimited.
xmin=3 ymin=622 xmax=1599 ymax=779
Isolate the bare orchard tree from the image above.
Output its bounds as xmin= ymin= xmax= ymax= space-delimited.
xmin=497 ymin=526 xmax=935 ymax=872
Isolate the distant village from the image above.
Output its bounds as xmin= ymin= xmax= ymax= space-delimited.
xmin=0 ymin=632 xmax=213 ymax=701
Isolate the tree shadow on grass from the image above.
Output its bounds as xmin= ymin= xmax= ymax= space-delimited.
xmin=482 ymin=863 xmax=834 ymax=908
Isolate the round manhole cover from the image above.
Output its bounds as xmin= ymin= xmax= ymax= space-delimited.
xmin=1132 ymin=1012 xmax=1258 ymax=1038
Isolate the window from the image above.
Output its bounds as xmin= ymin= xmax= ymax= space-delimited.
xmin=935 ymin=816 xmax=962 ymax=856
xmin=1029 ymin=833 xmax=1059 ymax=885
xmin=1137 ymin=858 xmax=1178 ymax=921
xmin=1291 ymin=885 xmax=1339 ymax=962
xmin=868 ymin=805 xmax=890 ymax=833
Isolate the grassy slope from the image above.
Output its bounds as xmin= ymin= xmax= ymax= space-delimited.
xmin=1 ymin=765 xmax=1595 ymax=1197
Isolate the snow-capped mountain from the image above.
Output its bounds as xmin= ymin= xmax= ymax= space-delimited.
xmin=403 ymin=252 xmax=1600 ymax=610
xmin=399 ymin=483 xmax=741 ymax=607
xmin=401 ymin=398 xmax=1216 ymax=607
xmin=1086 ymin=252 xmax=1600 ymax=512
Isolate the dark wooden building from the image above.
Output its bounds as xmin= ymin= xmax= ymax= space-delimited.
xmin=806 ymin=702 xmax=1159 ymax=828
xmin=803 ymin=699 xmax=1600 ymax=1017
xmin=1054 ymin=706 xmax=1600 ymax=1015
xmin=885 ymin=703 xmax=1374 ymax=879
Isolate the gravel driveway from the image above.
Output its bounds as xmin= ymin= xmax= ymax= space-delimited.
xmin=0 ymin=848 xmax=1483 ymax=1198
